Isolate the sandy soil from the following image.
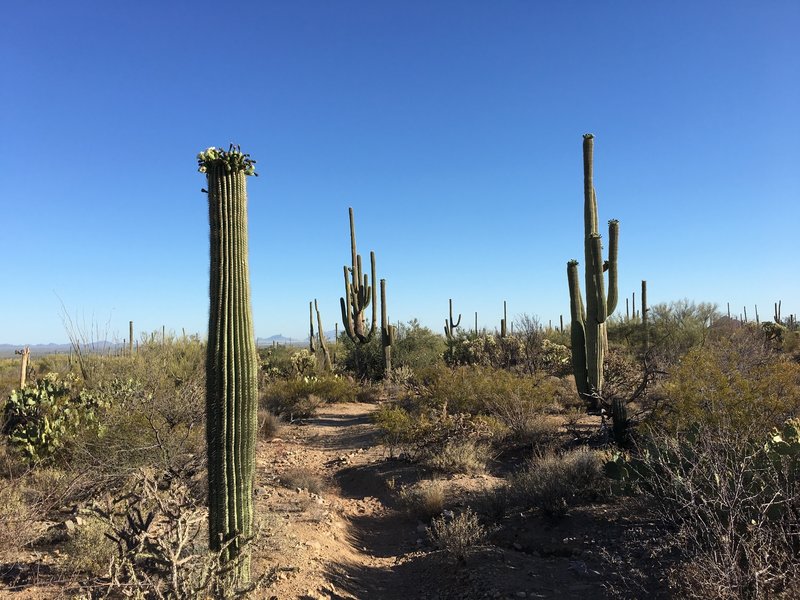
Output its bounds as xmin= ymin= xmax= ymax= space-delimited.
xmin=1 ymin=401 xmax=668 ymax=599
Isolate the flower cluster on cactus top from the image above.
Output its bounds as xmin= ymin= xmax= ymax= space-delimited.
xmin=197 ymin=144 xmax=257 ymax=176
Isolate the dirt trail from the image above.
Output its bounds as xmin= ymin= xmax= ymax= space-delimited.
xmin=254 ymin=402 xmax=638 ymax=600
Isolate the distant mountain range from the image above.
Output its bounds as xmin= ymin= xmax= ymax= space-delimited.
xmin=0 ymin=335 xmax=322 ymax=358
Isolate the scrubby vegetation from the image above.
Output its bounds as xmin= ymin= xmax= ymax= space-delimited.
xmin=2 ymin=305 xmax=799 ymax=598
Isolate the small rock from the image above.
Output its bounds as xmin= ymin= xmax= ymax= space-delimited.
xmin=515 ymin=593 xmax=527 ymax=599
xmin=512 ymin=543 xmax=523 ymax=551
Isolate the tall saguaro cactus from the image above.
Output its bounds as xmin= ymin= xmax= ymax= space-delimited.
xmin=380 ymin=279 xmax=396 ymax=378
xmin=567 ymin=134 xmax=619 ymax=413
xmin=198 ymin=145 xmax=258 ymax=581
xmin=340 ymin=207 xmax=376 ymax=344
xmin=314 ymin=299 xmax=331 ymax=372
xmin=444 ymin=299 xmax=462 ymax=339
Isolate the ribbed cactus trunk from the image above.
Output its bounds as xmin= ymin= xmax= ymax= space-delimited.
xmin=567 ymin=134 xmax=618 ymax=413
xmin=380 ymin=279 xmax=396 ymax=378
xmin=200 ymin=146 xmax=258 ymax=581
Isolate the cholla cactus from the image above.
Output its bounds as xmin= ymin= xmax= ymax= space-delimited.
xmin=199 ymin=144 xmax=258 ymax=581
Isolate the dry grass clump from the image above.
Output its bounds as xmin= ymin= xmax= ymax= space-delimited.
xmin=279 ymin=467 xmax=324 ymax=495
xmin=397 ymin=479 xmax=446 ymax=520
xmin=509 ymin=449 xmax=608 ymax=517
xmin=258 ymin=409 xmax=282 ymax=439
xmin=427 ymin=508 xmax=487 ymax=562
xmin=0 ymin=482 xmax=39 ymax=556
xmin=60 ymin=515 xmax=116 ymax=577
xmin=421 ymin=438 xmax=489 ymax=475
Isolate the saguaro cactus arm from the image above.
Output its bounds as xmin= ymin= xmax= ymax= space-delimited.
xmin=199 ymin=145 xmax=259 ymax=581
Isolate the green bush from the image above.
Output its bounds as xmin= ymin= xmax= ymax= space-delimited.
xmin=427 ymin=508 xmax=487 ymax=563
xmin=655 ymin=339 xmax=800 ymax=438
xmin=2 ymin=374 xmax=109 ymax=463
xmin=262 ymin=375 xmax=360 ymax=419
xmin=338 ymin=319 xmax=446 ymax=380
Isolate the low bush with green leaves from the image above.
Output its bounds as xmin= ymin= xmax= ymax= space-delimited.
xmin=261 ymin=374 xmax=360 ymax=420
xmin=2 ymin=374 xmax=110 ymax=463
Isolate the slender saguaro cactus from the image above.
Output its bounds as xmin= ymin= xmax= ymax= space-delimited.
xmin=500 ymin=301 xmax=508 ymax=338
xmin=198 ymin=145 xmax=258 ymax=581
xmin=309 ymin=301 xmax=318 ymax=354
xmin=567 ymin=134 xmax=619 ymax=412
xmin=444 ymin=299 xmax=462 ymax=339
xmin=315 ymin=299 xmax=331 ymax=372
xmin=642 ymin=280 xmax=649 ymax=350
xmin=380 ymin=279 xmax=396 ymax=378
xmin=129 ymin=321 xmax=134 ymax=355
xmin=340 ymin=207 xmax=376 ymax=344
xmin=15 ymin=347 xmax=30 ymax=389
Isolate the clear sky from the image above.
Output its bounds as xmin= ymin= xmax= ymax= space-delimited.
xmin=2 ymin=1 xmax=798 ymax=344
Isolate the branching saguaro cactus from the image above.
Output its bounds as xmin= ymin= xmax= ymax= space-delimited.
xmin=444 ymin=299 xmax=462 ymax=339
xmin=380 ymin=279 xmax=396 ymax=378
xmin=340 ymin=207 xmax=376 ymax=344
xmin=567 ymin=134 xmax=619 ymax=414
xmin=198 ymin=145 xmax=258 ymax=582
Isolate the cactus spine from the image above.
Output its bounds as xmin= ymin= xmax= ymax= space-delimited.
xmin=340 ymin=207 xmax=376 ymax=344
xmin=198 ymin=145 xmax=258 ymax=581
xmin=567 ymin=134 xmax=619 ymax=412
xmin=380 ymin=279 xmax=396 ymax=378
xmin=444 ymin=299 xmax=462 ymax=339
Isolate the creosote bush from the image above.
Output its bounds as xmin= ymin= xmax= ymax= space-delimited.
xmin=397 ymin=479 xmax=446 ymax=520
xmin=509 ymin=450 xmax=608 ymax=517
xmin=427 ymin=508 xmax=487 ymax=563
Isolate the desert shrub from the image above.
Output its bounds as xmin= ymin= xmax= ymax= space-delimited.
xmin=420 ymin=365 xmax=557 ymax=417
xmin=279 ymin=467 xmax=324 ymax=494
xmin=421 ymin=438 xmax=489 ymax=475
xmin=258 ymin=409 xmax=282 ymax=439
xmin=2 ymin=373 xmax=110 ymax=463
xmin=373 ymin=404 xmax=494 ymax=468
xmin=258 ymin=344 xmax=299 ymax=379
xmin=96 ymin=470 xmax=255 ymax=599
xmin=262 ymin=375 xmax=359 ymax=420
xmin=60 ymin=515 xmax=116 ymax=577
xmin=509 ymin=450 xmax=608 ymax=517
xmin=0 ymin=481 xmax=38 ymax=555
xmin=397 ymin=479 xmax=446 ymax=520
xmin=445 ymin=333 xmax=525 ymax=370
xmin=69 ymin=368 xmax=205 ymax=485
xmin=605 ymin=420 xmax=800 ymax=599
xmin=427 ymin=508 xmax=487 ymax=562
xmin=338 ymin=319 xmax=446 ymax=380
xmin=655 ymin=339 xmax=800 ymax=438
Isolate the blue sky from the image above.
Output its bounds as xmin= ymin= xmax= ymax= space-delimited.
xmin=2 ymin=1 xmax=798 ymax=344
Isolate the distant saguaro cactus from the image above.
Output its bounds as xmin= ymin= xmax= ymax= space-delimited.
xmin=340 ymin=207 xmax=376 ymax=344
xmin=198 ymin=145 xmax=258 ymax=581
xmin=444 ymin=299 xmax=462 ymax=339
xmin=567 ymin=134 xmax=619 ymax=414
xmin=314 ymin=299 xmax=331 ymax=372
xmin=309 ymin=301 xmax=318 ymax=354
xmin=380 ymin=279 xmax=396 ymax=378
